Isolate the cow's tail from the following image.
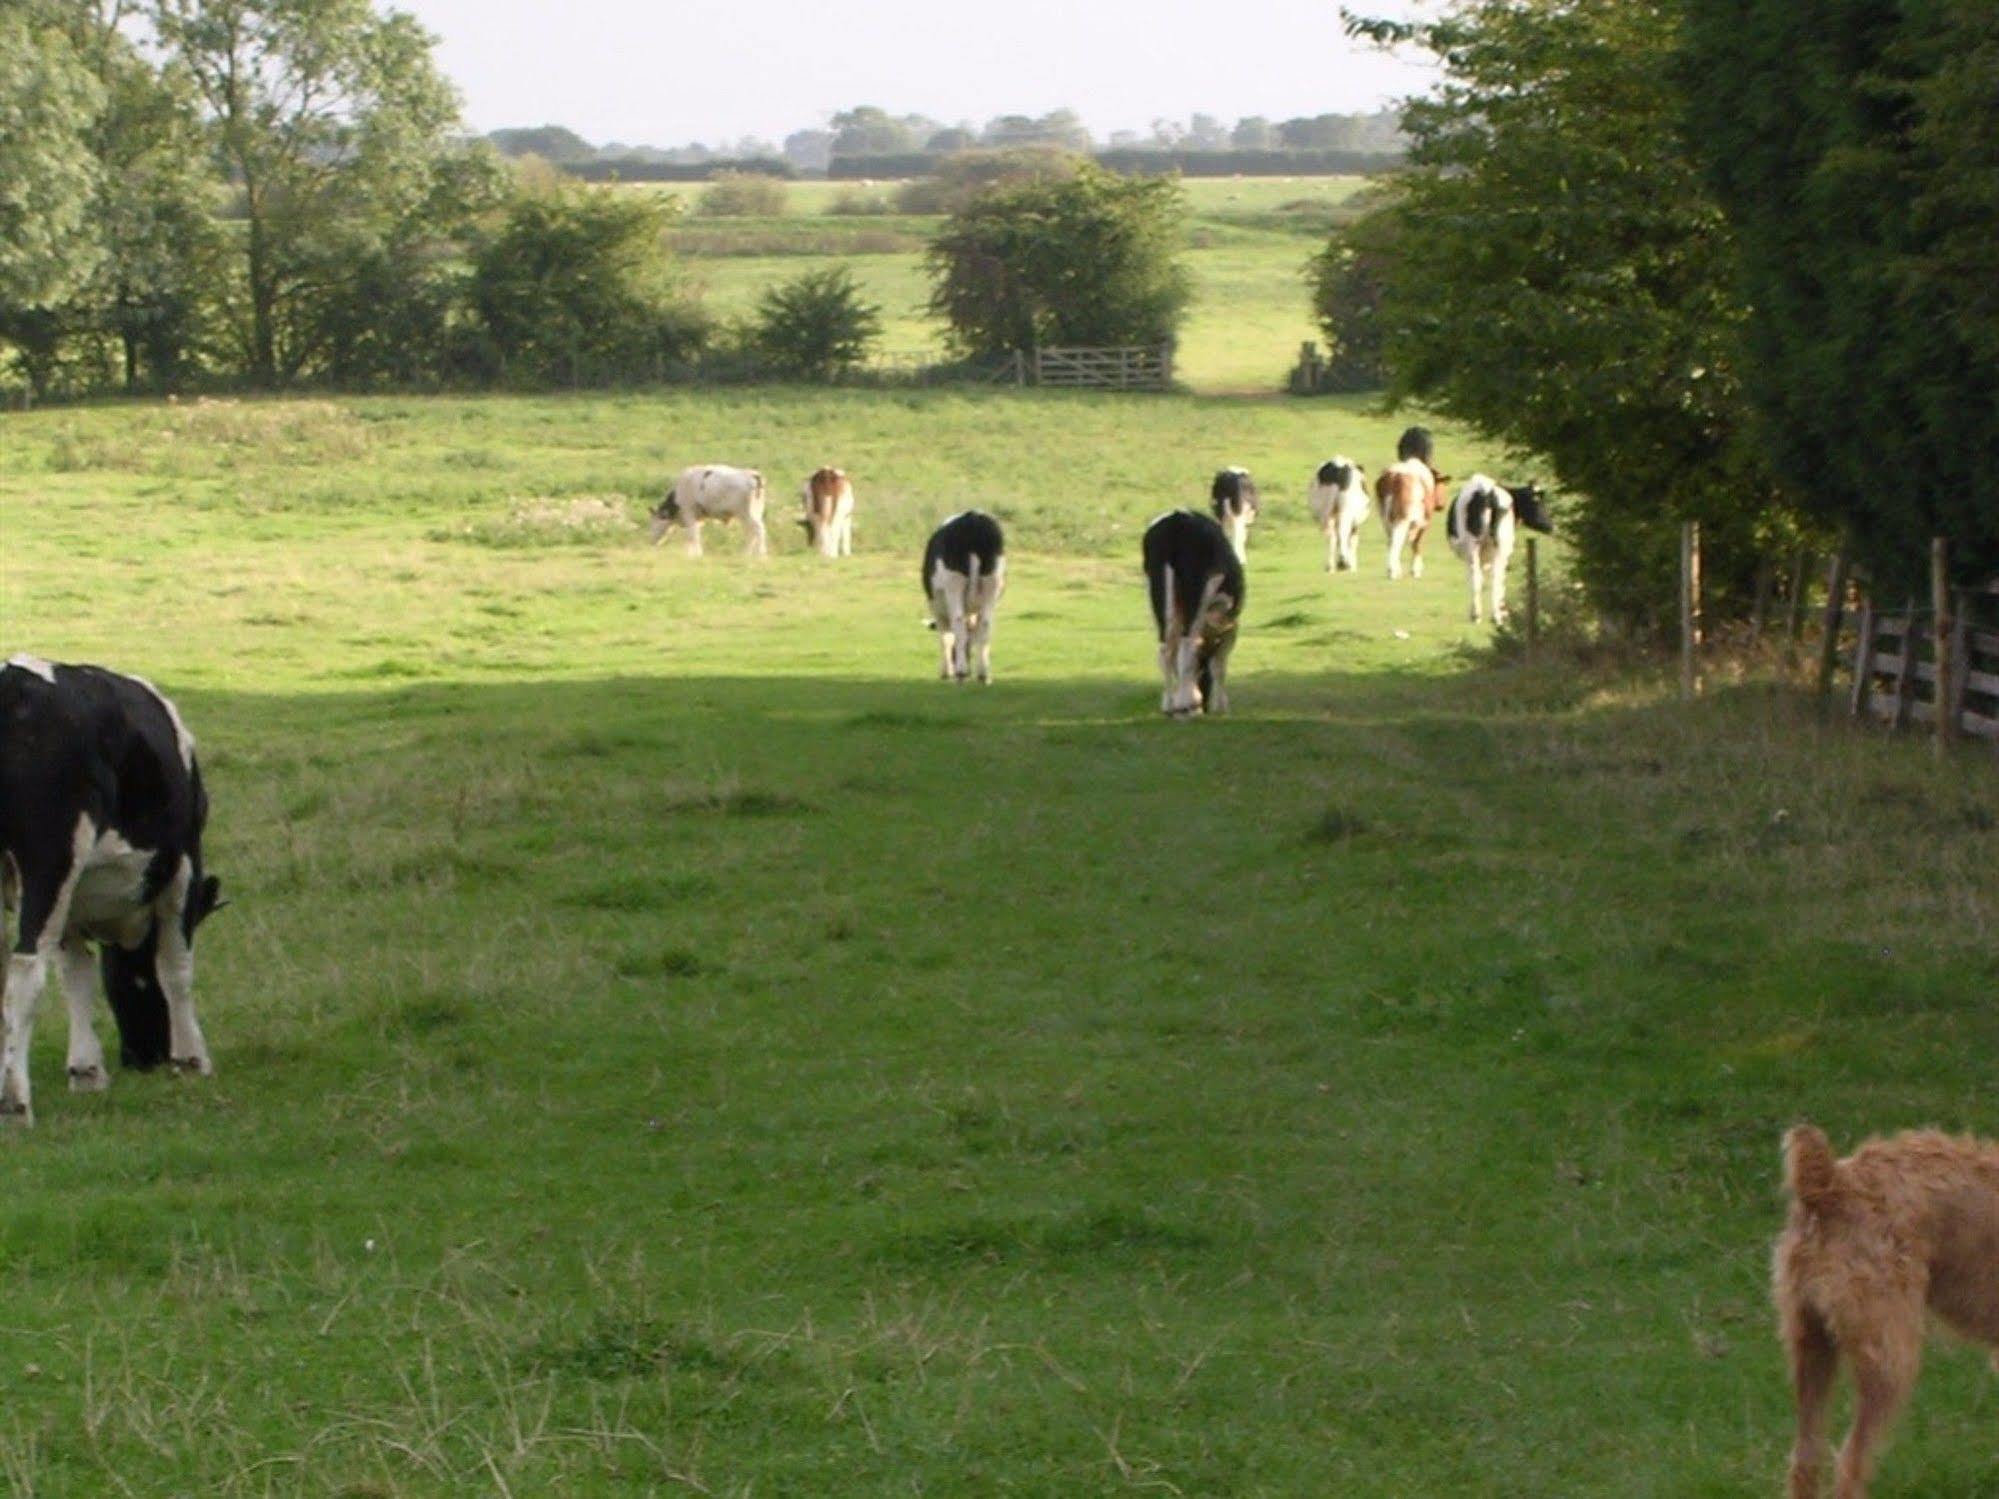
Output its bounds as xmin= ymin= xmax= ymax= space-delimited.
xmin=966 ymin=549 xmax=983 ymax=610
xmin=1782 ymin=1124 xmax=1840 ymax=1213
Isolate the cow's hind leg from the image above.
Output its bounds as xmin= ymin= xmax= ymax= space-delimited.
xmin=1784 ymin=1302 xmax=1837 ymax=1499
xmin=1385 ymin=519 xmax=1409 ymax=580
xmin=59 ymin=940 xmax=107 ymax=1092
xmin=1204 ymin=632 xmax=1237 ymax=716
xmin=157 ymin=920 xmax=212 ymax=1077
xmin=971 ymin=581 xmax=1000 ymax=684
xmin=3 ymin=856 xmax=82 ymax=1124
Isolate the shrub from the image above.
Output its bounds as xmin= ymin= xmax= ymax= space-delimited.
xmin=895 ymin=147 xmax=1079 ymax=216
xmin=927 ymin=161 xmax=1189 ymax=356
xmin=468 ymin=190 xmax=710 ymax=385
xmin=698 ymin=172 xmax=787 ymax=217
xmin=825 ymin=188 xmax=892 ymax=216
xmin=750 ymin=266 xmax=883 ymax=381
xmin=1306 ymin=230 xmax=1389 ymax=392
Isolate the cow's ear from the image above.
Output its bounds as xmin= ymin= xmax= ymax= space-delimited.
xmin=194 ymin=875 xmax=228 ymax=926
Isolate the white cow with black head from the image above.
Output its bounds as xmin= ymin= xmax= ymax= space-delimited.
xmin=0 ymin=656 xmax=223 ymax=1123
xmin=650 ymin=464 xmax=768 ymax=557
xmin=922 ymin=512 xmax=1006 ymax=683
xmin=1144 ymin=510 xmax=1244 ymax=717
xmin=1308 ymin=457 xmax=1371 ymax=572
xmin=1210 ymin=467 xmax=1259 ymax=557
xmin=1446 ymin=475 xmax=1554 ymax=624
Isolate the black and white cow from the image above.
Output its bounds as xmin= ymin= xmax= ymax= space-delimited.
xmin=1210 ymin=467 xmax=1259 ymax=556
xmin=1445 ymin=475 xmax=1554 ymax=624
xmin=1143 ymin=510 xmax=1244 ymax=717
xmin=650 ymin=464 xmax=769 ymax=557
xmin=1308 ymin=457 xmax=1371 ymax=572
xmin=1397 ymin=426 xmax=1435 ymax=471
xmin=921 ymin=512 xmax=1006 ymax=683
xmin=1 ymin=656 xmax=222 ymax=1123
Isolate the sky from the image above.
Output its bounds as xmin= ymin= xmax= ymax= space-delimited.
xmin=393 ymin=0 xmax=1437 ymax=147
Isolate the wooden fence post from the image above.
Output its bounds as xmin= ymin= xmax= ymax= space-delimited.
xmin=1525 ymin=538 xmax=1539 ymax=661
xmin=1679 ymin=521 xmax=1702 ymax=700
xmin=1815 ymin=544 xmax=1852 ymax=703
xmin=1892 ymin=598 xmax=1920 ymax=730
xmin=1849 ymin=601 xmax=1876 ymax=718
xmin=1932 ymin=537 xmax=1955 ymax=754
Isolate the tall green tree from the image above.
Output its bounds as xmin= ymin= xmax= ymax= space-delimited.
xmin=152 ymin=0 xmax=470 ymax=383
xmin=1682 ymin=0 xmax=1999 ymax=591
xmin=0 ymin=9 xmax=104 ymax=391
xmin=927 ymin=162 xmax=1190 ymax=358
xmin=1345 ymin=0 xmax=1778 ymax=631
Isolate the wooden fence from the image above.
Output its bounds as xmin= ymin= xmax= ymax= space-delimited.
xmin=1843 ymin=576 xmax=1999 ymax=752
xmin=1028 ymin=344 xmax=1174 ymax=391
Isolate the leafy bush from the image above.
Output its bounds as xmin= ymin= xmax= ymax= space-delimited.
xmin=824 ymin=188 xmax=892 ymax=216
xmin=750 ymin=266 xmax=883 ymax=381
xmin=468 ymin=190 xmax=710 ymax=385
xmin=927 ymin=161 xmax=1190 ymax=356
xmin=1306 ymin=232 xmax=1389 ymax=392
xmin=697 ymin=172 xmax=787 ymax=217
xmin=894 ymin=148 xmax=1079 ymax=215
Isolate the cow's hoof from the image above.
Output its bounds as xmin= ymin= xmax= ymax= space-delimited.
xmin=0 ymin=1098 xmax=31 ymax=1126
xmin=172 ymin=1055 xmax=213 ymax=1077
xmin=67 ymin=1065 xmax=108 ymax=1093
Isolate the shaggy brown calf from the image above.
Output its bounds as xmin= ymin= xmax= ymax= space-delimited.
xmin=1774 ymin=1123 xmax=1999 ymax=1498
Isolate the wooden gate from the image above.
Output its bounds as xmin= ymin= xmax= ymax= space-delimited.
xmin=1030 ymin=344 xmax=1174 ymax=391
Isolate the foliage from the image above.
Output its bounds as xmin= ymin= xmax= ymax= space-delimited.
xmin=153 ymin=0 xmax=478 ymax=384
xmin=0 ymin=10 xmax=103 ymax=315
xmin=487 ymin=123 xmax=595 ymax=161
xmin=1344 ymin=0 xmax=1783 ymax=634
xmin=1681 ymin=0 xmax=1999 ymax=593
xmin=927 ymin=162 xmax=1191 ymax=357
xmin=468 ymin=188 xmax=709 ymax=385
xmin=892 ymin=147 xmax=1079 ymax=214
xmin=698 ymin=171 xmax=788 ymax=217
xmin=749 ymin=266 xmax=882 ymax=381
xmin=1306 ymin=229 xmax=1390 ymax=391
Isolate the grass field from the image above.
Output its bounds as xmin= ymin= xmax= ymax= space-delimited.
xmin=2 ymin=388 xmax=1996 ymax=1496
xmin=649 ymin=176 xmax=1369 ymax=394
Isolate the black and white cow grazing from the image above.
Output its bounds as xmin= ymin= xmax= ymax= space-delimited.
xmin=1143 ymin=510 xmax=1244 ymax=717
xmin=921 ymin=512 xmax=1006 ymax=683
xmin=1210 ymin=467 xmax=1259 ymax=556
xmin=1446 ymin=475 xmax=1554 ymax=624
xmin=0 ymin=656 xmax=222 ymax=1123
xmin=1309 ymin=457 xmax=1371 ymax=572
xmin=1397 ymin=426 xmax=1435 ymax=470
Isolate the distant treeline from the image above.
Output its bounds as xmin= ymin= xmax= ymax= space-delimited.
xmin=565 ymin=157 xmax=798 ymax=182
xmin=829 ymin=148 xmax=1404 ymax=180
xmin=561 ymin=148 xmax=1404 ymax=184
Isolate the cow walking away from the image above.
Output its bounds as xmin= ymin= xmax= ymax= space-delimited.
xmin=800 ymin=467 xmax=855 ymax=558
xmin=650 ymin=464 xmax=769 ymax=557
xmin=0 ymin=656 xmax=224 ymax=1124
xmin=1210 ymin=468 xmax=1259 ymax=556
xmin=922 ymin=512 xmax=1006 ymax=683
xmin=1378 ymin=427 xmax=1449 ymax=581
xmin=1144 ymin=510 xmax=1244 ymax=717
xmin=1445 ymin=475 xmax=1553 ymax=624
xmin=1308 ymin=457 xmax=1370 ymax=572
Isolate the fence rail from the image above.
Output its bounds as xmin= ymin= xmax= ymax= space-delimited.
xmin=1844 ymin=575 xmax=1999 ymax=750
xmin=1029 ymin=344 xmax=1174 ymax=391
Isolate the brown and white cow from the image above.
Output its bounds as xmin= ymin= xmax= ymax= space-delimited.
xmin=1376 ymin=459 xmax=1448 ymax=581
xmin=799 ymin=467 xmax=855 ymax=558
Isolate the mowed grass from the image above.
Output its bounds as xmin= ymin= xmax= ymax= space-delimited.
xmin=655 ymin=175 xmax=1367 ymax=392
xmin=1 ymin=389 xmax=1996 ymax=1496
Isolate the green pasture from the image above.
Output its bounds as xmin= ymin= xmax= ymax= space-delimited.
xmin=639 ymin=175 xmax=1370 ymax=392
xmin=1 ymin=389 xmax=1994 ymax=1496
